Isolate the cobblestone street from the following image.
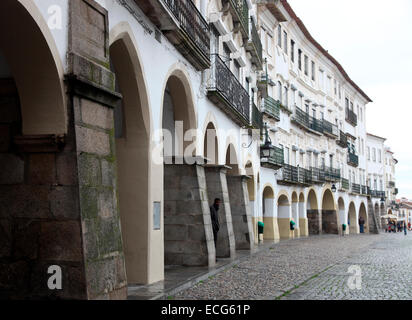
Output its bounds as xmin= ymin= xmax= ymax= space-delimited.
xmin=173 ymin=233 xmax=412 ymax=300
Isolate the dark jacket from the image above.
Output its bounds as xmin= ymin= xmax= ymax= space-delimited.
xmin=210 ymin=205 xmax=220 ymax=233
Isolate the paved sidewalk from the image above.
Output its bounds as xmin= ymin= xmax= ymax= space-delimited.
xmin=127 ymin=240 xmax=278 ymax=300
xmin=173 ymin=234 xmax=391 ymax=300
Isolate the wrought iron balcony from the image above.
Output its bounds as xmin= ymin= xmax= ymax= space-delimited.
xmin=278 ymin=164 xmax=311 ymax=186
xmin=351 ymin=183 xmax=361 ymax=194
xmin=292 ymin=107 xmax=323 ymax=134
xmin=262 ymin=96 xmax=280 ymax=121
xmin=310 ymin=167 xmax=326 ymax=184
xmin=347 ymin=151 xmax=359 ymax=167
xmin=208 ymin=54 xmax=250 ymax=126
xmin=369 ymin=190 xmax=386 ymax=199
xmin=134 ymin=0 xmax=210 ymax=71
xmin=394 ymin=188 xmax=399 ymax=195
xmin=260 ymin=145 xmax=284 ymax=170
xmin=324 ymin=167 xmax=341 ymax=182
xmin=341 ymin=178 xmax=350 ymax=190
xmin=245 ymin=18 xmax=263 ymax=69
xmin=336 ymin=130 xmax=348 ymax=148
xmin=388 ymin=181 xmax=396 ymax=188
xmin=322 ymin=119 xmax=339 ymax=138
xmin=252 ymin=102 xmax=263 ymax=130
xmin=224 ymin=0 xmax=249 ymax=39
xmin=345 ymin=107 xmax=358 ymax=127
xmin=361 ymin=185 xmax=369 ymax=195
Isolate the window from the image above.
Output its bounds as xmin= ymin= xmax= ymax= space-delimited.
xmin=223 ymin=43 xmax=231 ymax=68
xmin=291 ymin=40 xmax=295 ymax=62
xmin=298 ymin=49 xmax=302 ymax=70
xmin=283 ymin=86 xmax=288 ymax=107
xmin=378 ymin=150 xmax=382 ymax=163
xmin=311 ymin=61 xmax=315 ymax=81
xmin=277 ymin=25 xmax=282 ymax=47
xmin=334 ymin=80 xmax=337 ymax=96
xmin=277 ymin=81 xmax=282 ymax=101
xmin=372 ymin=148 xmax=376 ymax=162
xmin=367 ymin=147 xmax=370 ymax=160
xmin=234 ymin=60 xmax=241 ymax=80
xmin=283 ymin=31 xmax=288 ymax=54
xmin=304 ymin=55 xmax=309 ymax=76
xmin=267 ymin=33 xmax=273 ymax=56
xmin=285 ymin=147 xmax=290 ymax=164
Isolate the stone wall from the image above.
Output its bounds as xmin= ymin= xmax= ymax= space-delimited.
xmin=164 ymin=163 xmax=215 ymax=267
xmin=307 ymin=210 xmax=321 ymax=235
xmin=322 ymin=210 xmax=340 ymax=235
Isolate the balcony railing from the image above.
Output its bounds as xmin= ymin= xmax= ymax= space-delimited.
xmin=208 ymin=54 xmax=250 ymax=126
xmin=310 ymin=167 xmax=325 ymax=184
xmin=388 ymin=181 xmax=396 ymax=188
xmin=361 ymin=185 xmax=369 ymax=195
xmin=369 ymin=190 xmax=386 ymax=199
xmin=394 ymin=188 xmax=399 ymax=195
xmin=292 ymin=108 xmax=323 ymax=134
xmin=262 ymin=96 xmax=280 ymax=121
xmin=135 ymin=0 xmax=210 ymax=70
xmin=341 ymin=178 xmax=350 ymax=190
xmin=322 ymin=119 xmax=339 ymax=137
xmin=351 ymin=183 xmax=361 ymax=194
xmin=347 ymin=151 xmax=359 ymax=167
xmin=246 ymin=18 xmax=263 ymax=69
xmin=324 ymin=167 xmax=341 ymax=182
xmin=227 ymin=0 xmax=249 ymax=39
xmin=252 ymin=102 xmax=263 ymax=130
xmin=345 ymin=107 xmax=358 ymax=127
xmin=278 ymin=164 xmax=311 ymax=186
xmin=260 ymin=145 xmax=284 ymax=169
xmin=336 ymin=130 xmax=348 ymax=148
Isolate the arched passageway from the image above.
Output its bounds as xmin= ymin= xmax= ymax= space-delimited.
xmin=359 ymin=202 xmax=368 ymax=234
xmin=277 ymin=194 xmax=292 ymax=239
xmin=348 ymin=202 xmax=358 ymax=234
xmin=262 ymin=186 xmax=278 ymax=240
xmin=299 ymin=193 xmax=308 ymax=236
xmin=338 ymin=198 xmax=346 ymax=234
xmin=307 ymin=189 xmax=320 ymax=235
xmin=321 ymin=189 xmax=339 ymax=235
xmin=0 ymin=0 xmax=70 ymax=299
xmin=204 ymin=126 xmax=236 ymax=259
xmin=162 ymin=70 xmax=216 ymax=268
xmin=291 ymin=192 xmax=300 ymax=237
xmin=225 ymin=145 xmax=254 ymax=250
xmin=110 ymin=35 xmax=151 ymax=285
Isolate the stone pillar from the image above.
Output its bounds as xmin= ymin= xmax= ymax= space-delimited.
xmin=299 ymin=201 xmax=309 ymax=237
xmin=67 ymin=0 xmax=127 ymax=300
xmin=164 ymin=161 xmax=215 ymax=267
xmin=226 ymin=176 xmax=255 ymax=251
xmin=292 ymin=201 xmax=299 ymax=238
xmin=367 ymin=199 xmax=380 ymax=234
xmin=322 ymin=210 xmax=340 ymax=235
xmin=204 ymin=166 xmax=236 ymax=259
xmin=307 ymin=210 xmax=321 ymax=235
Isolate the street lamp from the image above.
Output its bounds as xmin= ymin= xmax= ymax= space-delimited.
xmin=261 ymin=122 xmax=275 ymax=159
xmin=331 ymin=184 xmax=337 ymax=193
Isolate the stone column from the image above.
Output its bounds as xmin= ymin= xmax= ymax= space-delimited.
xmin=367 ymin=199 xmax=380 ymax=234
xmin=67 ymin=0 xmax=127 ymax=300
xmin=226 ymin=176 xmax=255 ymax=251
xmin=164 ymin=159 xmax=215 ymax=267
xmin=307 ymin=209 xmax=321 ymax=235
xmin=322 ymin=210 xmax=340 ymax=235
xmin=204 ymin=165 xmax=236 ymax=259
xmin=298 ymin=201 xmax=309 ymax=237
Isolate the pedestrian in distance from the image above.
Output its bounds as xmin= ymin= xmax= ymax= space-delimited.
xmin=210 ymin=198 xmax=221 ymax=250
xmin=404 ymin=222 xmax=408 ymax=236
xmin=359 ymin=216 xmax=365 ymax=234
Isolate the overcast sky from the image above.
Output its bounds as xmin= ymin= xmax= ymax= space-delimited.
xmin=288 ymin=0 xmax=412 ymax=199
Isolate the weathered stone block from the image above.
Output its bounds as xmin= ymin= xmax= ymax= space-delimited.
xmin=98 ymin=189 xmax=115 ymax=219
xmin=28 ymin=154 xmax=56 ymax=185
xmin=0 ymin=219 xmax=12 ymax=258
xmin=79 ymin=186 xmax=99 ymax=219
xmin=82 ymin=219 xmax=99 ymax=261
xmin=78 ymin=153 xmax=101 ymax=186
xmin=76 ymin=125 xmax=110 ymax=156
xmin=13 ymin=219 xmax=41 ymax=260
xmin=56 ymin=153 xmax=78 ymax=186
xmin=81 ymin=99 xmax=114 ymax=130
xmin=39 ymin=221 xmax=83 ymax=262
xmin=50 ymin=186 xmax=80 ymax=220
xmin=96 ymin=218 xmax=122 ymax=256
xmin=0 ymin=153 xmax=24 ymax=184
xmin=164 ymin=224 xmax=188 ymax=241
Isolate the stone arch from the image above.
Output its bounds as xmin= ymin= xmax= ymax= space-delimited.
xmin=306 ymin=188 xmax=320 ymax=235
xmin=348 ymin=202 xmax=358 ymax=234
xmin=277 ymin=193 xmax=292 ymax=240
xmin=203 ymin=122 xmax=219 ymax=165
xmin=338 ymin=198 xmax=346 ymax=234
xmin=359 ymin=202 xmax=368 ymax=234
xmin=321 ymin=189 xmax=339 ymax=235
xmin=161 ymin=64 xmax=197 ymax=159
xmin=0 ymin=0 xmax=66 ymax=135
xmin=262 ymin=185 xmax=278 ymax=240
xmin=298 ymin=192 xmax=308 ymax=236
xmin=109 ymin=28 xmax=152 ymax=285
xmin=225 ymin=143 xmax=240 ymax=176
